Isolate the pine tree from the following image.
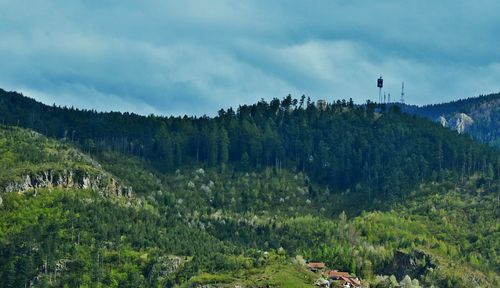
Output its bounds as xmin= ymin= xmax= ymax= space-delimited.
xmin=208 ymin=127 xmax=218 ymax=166
xmin=218 ymin=128 xmax=229 ymax=165
xmin=2 ymin=261 xmax=16 ymax=288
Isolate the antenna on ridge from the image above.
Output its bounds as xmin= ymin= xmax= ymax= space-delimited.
xmin=377 ymin=76 xmax=383 ymax=103
xmin=400 ymin=82 xmax=405 ymax=104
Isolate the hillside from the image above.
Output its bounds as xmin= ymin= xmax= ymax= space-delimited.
xmin=1 ymin=127 xmax=498 ymax=287
xmin=0 ymin=126 xmax=335 ymax=287
xmin=0 ymin=125 xmax=132 ymax=199
xmin=1 ymin=89 xmax=497 ymax=206
xmin=400 ymin=92 xmax=500 ymax=147
xmin=0 ymin=90 xmax=499 ymax=287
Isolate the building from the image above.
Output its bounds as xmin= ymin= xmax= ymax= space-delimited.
xmin=323 ymin=270 xmax=350 ymax=279
xmin=307 ymin=262 xmax=326 ymax=272
xmin=316 ymin=100 xmax=327 ymax=111
xmin=323 ymin=270 xmax=361 ymax=288
xmin=338 ymin=276 xmax=361 ymax=288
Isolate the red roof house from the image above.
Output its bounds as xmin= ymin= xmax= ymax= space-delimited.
xmin=324 ymin=270 xmax=361 ymax=288
xmin=306 ymin=262 xmax=325 ymax=272
xmin=323 ymin=270 xmax=350 ymax=279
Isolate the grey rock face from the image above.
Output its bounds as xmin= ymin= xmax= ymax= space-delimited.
xmin=437 ymin=116 xmax=448 ymax=127
xmin=2 ymin=169 xmax=132 ymax=198
xmin=453 ymin=113 xmax=474 ymax=134
xmin=437 ymin=113 xmax=474 ymax=134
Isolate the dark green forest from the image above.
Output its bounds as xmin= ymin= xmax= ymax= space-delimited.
xmin=1 ymin=89 xmax=498 ymax=207
xmin=401 ymin=92 xmax=500 ymax=147
xmin=0 ymin=89 xmax=499 ymax=287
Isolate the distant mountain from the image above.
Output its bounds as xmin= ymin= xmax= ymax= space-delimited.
xmin=400 ymin=93 xmax=500 ymax=147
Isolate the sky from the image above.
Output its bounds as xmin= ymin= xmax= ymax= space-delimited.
xmin=1 ymin=0 xmax=500 ymax=116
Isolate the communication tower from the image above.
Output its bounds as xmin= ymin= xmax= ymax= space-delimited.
xmin=377 ymin=76 xmax=383 ymax=103
xmin=400 ymin=82 xmax=405 ymax=104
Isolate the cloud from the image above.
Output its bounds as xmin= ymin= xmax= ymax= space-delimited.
xmin=0 ymin=0 xmax=499 ymax=116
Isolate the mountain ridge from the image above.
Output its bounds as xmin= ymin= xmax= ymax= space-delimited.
xmin=0 ymin=88 xmax=499 ymax=287
xmin=398 ymin=92 xmax=500 ymax=147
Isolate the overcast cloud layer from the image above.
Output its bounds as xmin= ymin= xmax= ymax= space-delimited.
xmin=1 ymin=0 xmax=500 ymax=116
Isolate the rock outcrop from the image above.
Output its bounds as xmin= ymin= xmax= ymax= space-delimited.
xmin=3 ymin=169 xmax=132 ymax=197
xmin=383 ymin=249 xmax=436 ymax=280
xmin=452 ymin=113 xmax=474 ymax=134
xmin=147 ymin=255 xmax=191 ymax=283
xmin=437 ymin=116 xmax=448 ymax=127
xmin=437 ymin=113 xmax=474 ymax=134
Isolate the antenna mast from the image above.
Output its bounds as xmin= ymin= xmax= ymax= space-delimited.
xmin=400 ymin=82 xmax=405 ymax=104
xmin=377 ymin=76 xmax=383 ymax=103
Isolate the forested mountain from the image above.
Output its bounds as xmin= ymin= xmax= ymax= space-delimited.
xmin=400 ymin=93 xmax=500 ymax=147
xmin=1 ymin=89 xmax=497 ymax=207
xmin=0 ymin=89 xmax=499 ymax=287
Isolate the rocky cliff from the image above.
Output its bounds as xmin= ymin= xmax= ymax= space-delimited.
xmin=3 ymin=168 xmax=132 ymax=197
xmin=0 ymin=125 xmax=133 ymax=203
xmin=437 ymin=113 xmax=474 ymax=134
xmin=383 ymin=249 xmax=436 ymax=280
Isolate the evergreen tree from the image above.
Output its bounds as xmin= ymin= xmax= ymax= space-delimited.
xmin=218 ymin=128 xmax=229 ymax=165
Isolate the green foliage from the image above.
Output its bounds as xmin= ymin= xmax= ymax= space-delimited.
xmin=0 ymin=90 xmax=499 ymax=287
xmin=0 ymin=126 xmax=100 ymax=187
xmin=0 ymin=189 xmax=238 ymax=287
xmin=1 ymin=89 xmax=498 ymax=206
xmin=183 ymin=255 xmax=316 ymax=288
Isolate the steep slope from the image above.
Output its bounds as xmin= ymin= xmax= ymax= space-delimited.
xmin=0 ymin=89 xmax=499 ymax=287
xmin=3 ymin=148 xmax=498 ymax=287
xmin=75 ymin=150 xmax=500 ymax=287
xmin=356 ymin=177 xmax=500 ymax=287
xmin=1 ymin=89 xmax=497 ymax=208
xmin=401 ymin=92 xmax=500 ymax=147
xmin=0 ymin=127 xmax=319 ymax=287
xmin=0 ymin=125 xmax=132 ymax=197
